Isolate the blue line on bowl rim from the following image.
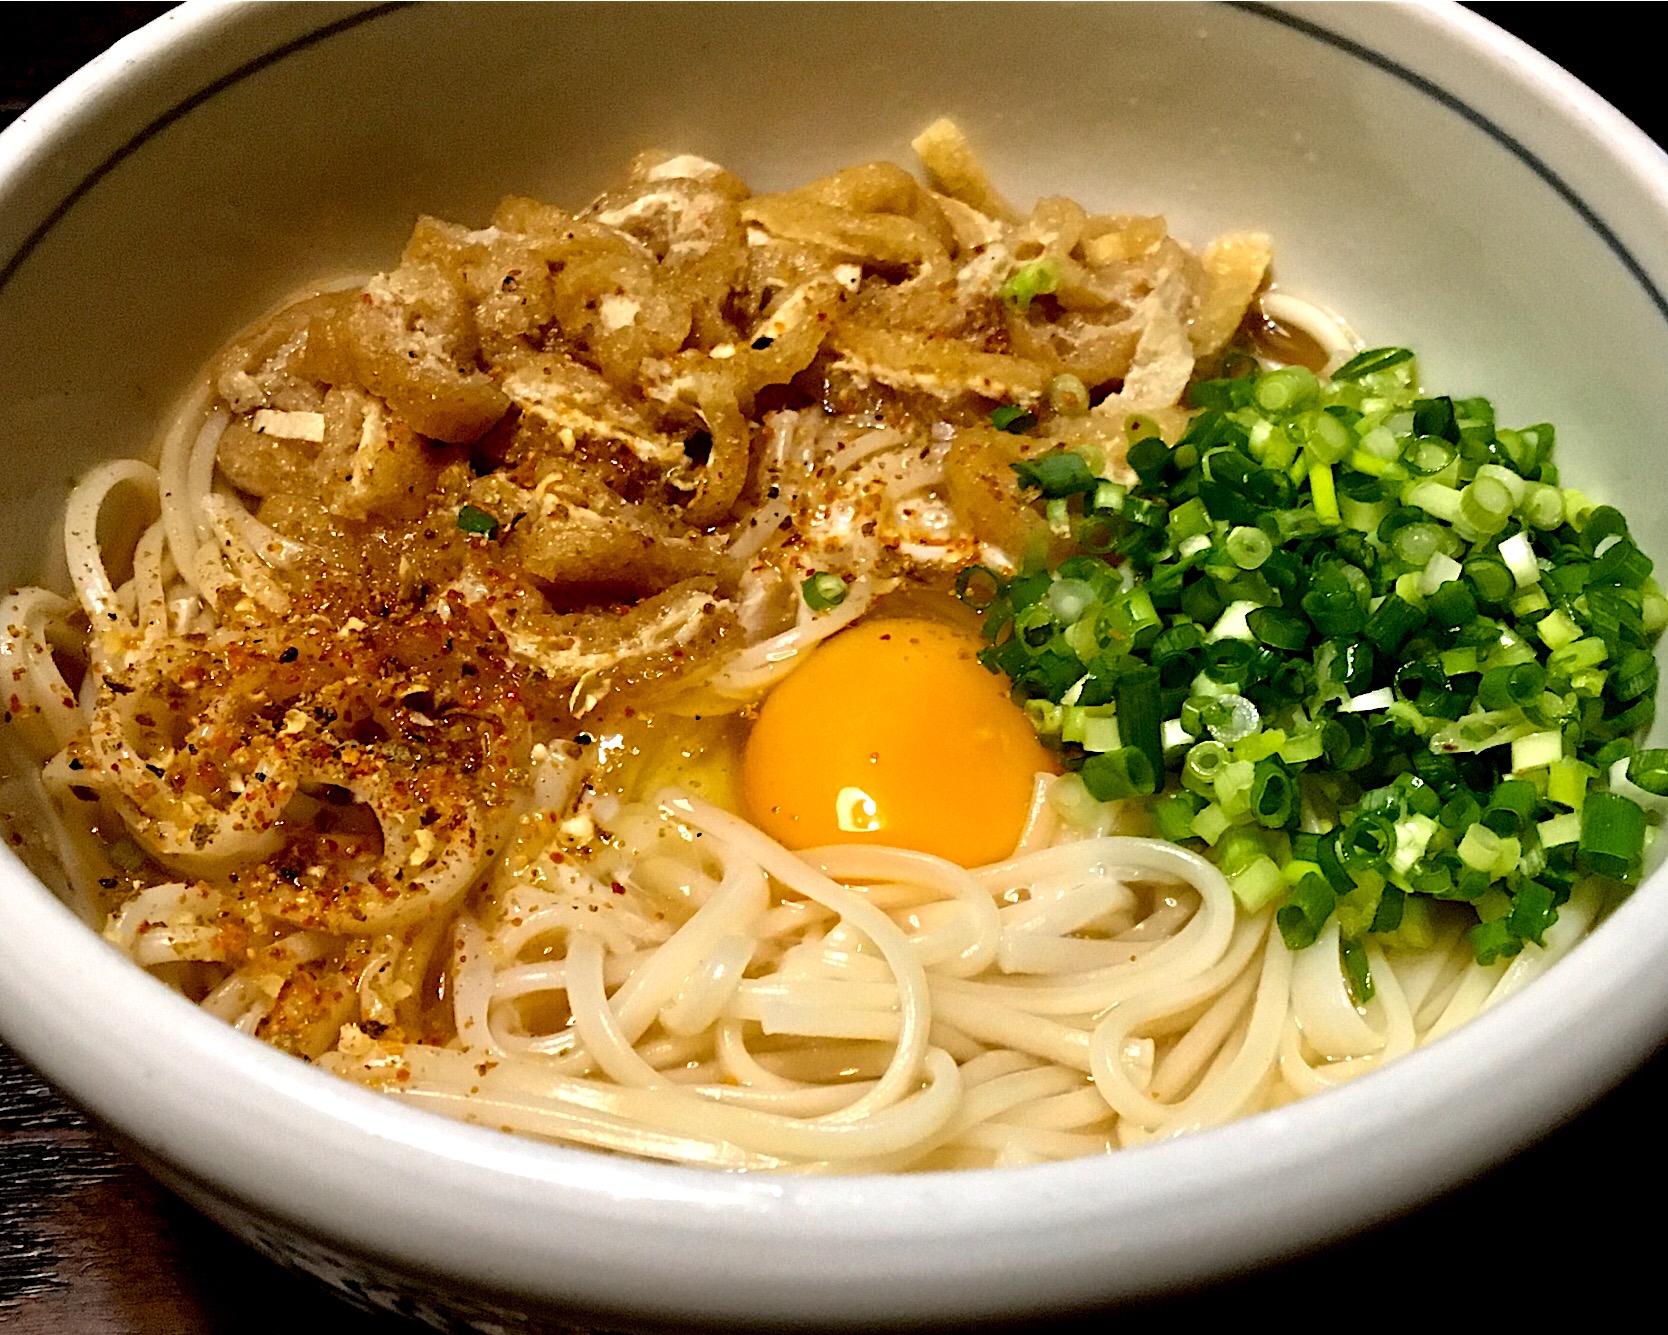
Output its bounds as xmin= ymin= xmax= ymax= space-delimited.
xmin=1240 ymin=1 xmax=1668 ymax=324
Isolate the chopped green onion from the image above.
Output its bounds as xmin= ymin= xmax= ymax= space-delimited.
xmin=1183 ymin=740 xmax=1231 ymax=795
xmin=1510 ymin=730 xmax=1563 ymax=773
xmin=1612 ymin=648 xmax=1658 ymax=701
xmin=1113 ymin=667 xmax=1164 ymax=781
xmin=1338 ymin=814 xmax=1396 ymax=872
xmin=1332 ymin=347 xmax=1414 ymax=381
xmin=457 ymin=504 xmax=501 ymax=538
xmin=1246 ymin=607 xmax=1309 ymax=651
xmin=1537 ymin=811 xmax=1581 ymax=847
xmin=992 ymin=404 xmax=1038 ymax=434
xmin=1154 ymin=791 xmax=1203 ymax=842
xmin=1047 ymin=373 xmax=1091 ymax=416
xmin=108 ymin=837 xmax=147 ymax=872
xmin=801 ymin=572 xmax=848 ymax=611
xmin=1627 ymin=748 xmax=1668 ymax=796
xmin=1080 ymin=746 xmax=1156 ymax=800
xmin=1277 ymin=873 xmax=1336 ymax=949
xmin=1478 ymin=662 xmax=1545 ymax=711
xmin=1501 ymin=530 xmax=1534 ymax=587
xmin=1581 ymin=506 xmax=1630 ymax=555
xmin=1577 ymin=791 xmax=1646 ymax=880
xmin=1249 ymin=761 xmax=1295 ymax=828
xmin=1370 ymin=885 xmax=1406 ymax=933
xmin=1463 ymin=555 xmax=1515 ymax=603
xmin=1460 ymin=476 xmax=1513 ymax=534
xmin=1519 ymin=483 xmax=1565 ymax=530
xmin=1202 ymin=694 xmax=1259 ymax=744
xmin=1469 ymin=917 xmax=1522 ymax=966
xmin=1229 ymin=855 xmax=1288 ymax=912
xmin=1507 ymin=881 xmax=1557 ymax=947
xmin=1011 ymin=450 xmax=1094 ymax=494
xmin=1340 ymin=936 xmax=1374 ymax=1005
xmin=1226 ymin=525 xmax=1274 ymax=570
xmin=976 ymin=347 xmax=1661 ymax=968
xmin=955 ymin=565 xmax=1004 ymax=610
xmin=1364 ymin=594 xmax=1426 ymax=654
xmin=1482 ymin=779 xmax=1537 ymax=836
xmin=1309 ymin=460 xmax=1340 ymax=524
xmin=1390 ymin=521 xmax=1443 ymax=565
xmin=1427 ymin=581 xmax=1477 ymax=629
xmin=1000 ymin=258 xmax=1060 ymax=311
xmin=1255 ymin=366 xmax=1318 ymax=413
xmin=1401 ymin=434 xmax=1457 ymax=479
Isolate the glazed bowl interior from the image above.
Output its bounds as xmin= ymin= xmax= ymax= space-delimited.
xmin=4 ymin=3 xmax=1668 ymax=1327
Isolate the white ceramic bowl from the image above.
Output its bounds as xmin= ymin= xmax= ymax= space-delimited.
xmin=4 ymin=3 xmax=1668 ymax=1327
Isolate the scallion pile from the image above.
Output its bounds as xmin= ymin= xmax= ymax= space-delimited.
xmin=968 ymin=348 xmax=1667 ymax=990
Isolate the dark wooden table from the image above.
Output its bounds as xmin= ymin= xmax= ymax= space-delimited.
xmin=3 ymin=5 xmax=1666 ymax=1331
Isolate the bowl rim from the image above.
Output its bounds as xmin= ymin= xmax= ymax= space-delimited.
xmin=5 ymin=1 xmax=1668 ymax=1324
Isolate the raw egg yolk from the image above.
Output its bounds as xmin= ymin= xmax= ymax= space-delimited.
xmin=741 ymin=617 xmax=1057 ymax=867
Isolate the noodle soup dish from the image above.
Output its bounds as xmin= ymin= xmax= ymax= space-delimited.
xmin=7 ymin=118 xmax=1659 ymax=1171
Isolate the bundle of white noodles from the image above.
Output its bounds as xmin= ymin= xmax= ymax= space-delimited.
xmin=0 ymin=384 xmax=287 ymax=692
xmin=0 ymin=395 xmax=297 ymax=910
xmin=316 ymin=786 xmax=1596 ymax=1172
